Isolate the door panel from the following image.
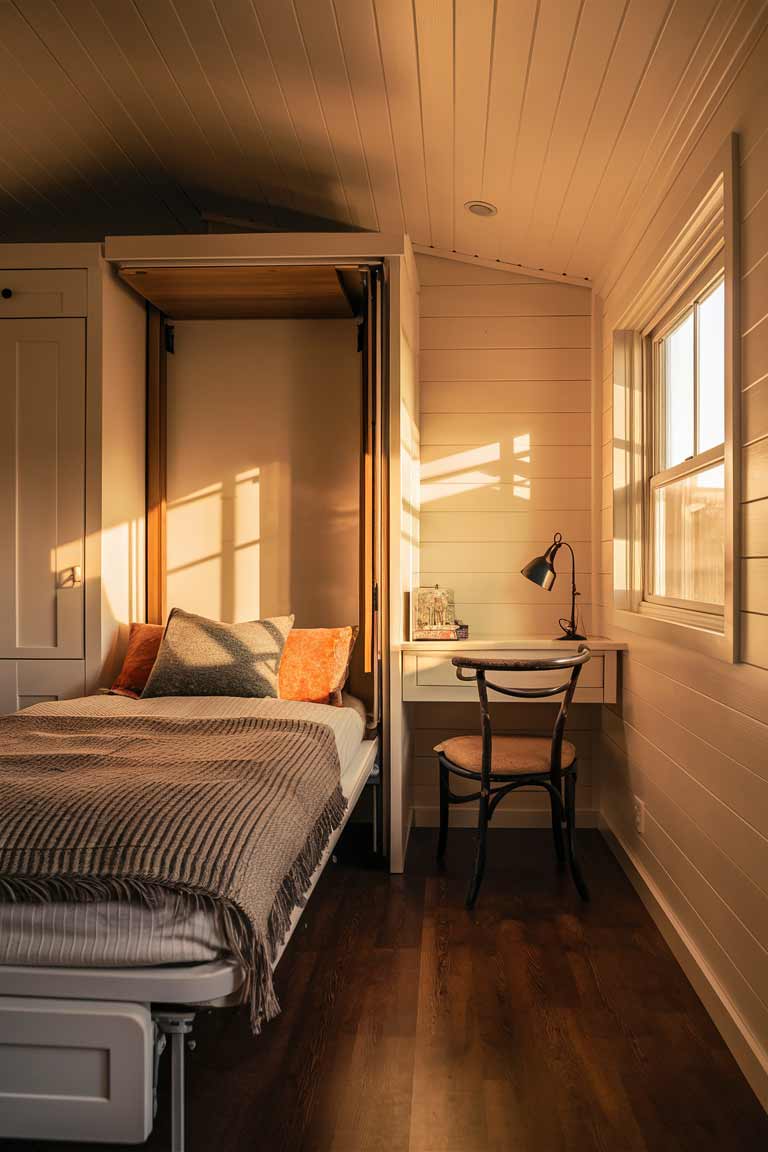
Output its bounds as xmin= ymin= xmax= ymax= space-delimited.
xmin=0 ymin=660 xmax=85 ymax=716
xmin=0 ymin=318 xmax=85 ymax=659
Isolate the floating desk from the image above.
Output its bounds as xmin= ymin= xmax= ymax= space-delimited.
xmin=400 ymin=637 xmax=626 ymax=705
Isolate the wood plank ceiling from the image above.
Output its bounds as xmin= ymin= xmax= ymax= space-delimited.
xmin=0 ymin=0 xmax=765 ymax=280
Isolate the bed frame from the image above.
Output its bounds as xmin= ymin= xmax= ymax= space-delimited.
xmin=0 ymin=737 xmax=378 ymax=1151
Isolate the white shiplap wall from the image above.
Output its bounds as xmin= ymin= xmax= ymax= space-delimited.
xmin=594 ymin=26 xmax=768 ymax=1109
xmin=417 ymin=253 xmax=592 ymax=637
xmin=412 ymin=253 xmax=596 ymax=828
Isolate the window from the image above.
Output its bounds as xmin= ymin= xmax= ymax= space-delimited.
xmin=611 ymin=140 xmax=739 ymax=662
xmin=646 ymin=269 xmax=725 ymax=618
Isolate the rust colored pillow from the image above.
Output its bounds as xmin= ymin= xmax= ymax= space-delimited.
xmin=111 ymin=622 xmax=165 ymax=698
xmin=279 ymin=626 xmax=358 ymax=707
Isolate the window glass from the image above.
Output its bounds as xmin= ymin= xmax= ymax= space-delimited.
xmin=652 ymin=463 xmax=724 ymax=606
xmin=662 ymin=312 xmax=694 ymax=468
xmin=697 ymin=279 xmax=725 ymax=452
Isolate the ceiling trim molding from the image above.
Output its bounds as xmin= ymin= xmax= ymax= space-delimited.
xmin=412 ymin=244 xmax=591 ymax=288
xmin=105 ymin=232 xmax=405 ymax=265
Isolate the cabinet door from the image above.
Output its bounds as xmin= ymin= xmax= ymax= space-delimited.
xmin=0 ymin=269 xmax=87 ymax=317
xmin=0 ymin=318 xmax=85 ymax=659
xmin=0 ymin=660 xmax=85 ymax=716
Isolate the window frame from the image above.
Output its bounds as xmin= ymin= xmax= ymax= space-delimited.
xmin=642 ymin=261 xmax=726 ymax=623
xmin=611 ymin=135 xmax=740 ymax=664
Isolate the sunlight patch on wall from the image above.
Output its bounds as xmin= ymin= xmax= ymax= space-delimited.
xmin=234 ymin=468 xmax=261 ymax=622
xmin=512 ymin=476 xmax=531 ymax=501
xmin=167 ymin=483 xmax=223 ymax=569
xmin=167 ymin=482 xmax=223 ymax=619
xmin=420 ymin=443 xmax=501 ymax=482
xmin=419 ymin=442 xmax=502 ymax=505
xmin=98 ymin=516 xmax=145 ymax=679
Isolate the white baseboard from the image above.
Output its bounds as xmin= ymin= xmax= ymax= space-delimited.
xmin=414 ymin=806 xmax=599 ymax=829
xmin=600 ymin=814 xmax=768 ymax=1113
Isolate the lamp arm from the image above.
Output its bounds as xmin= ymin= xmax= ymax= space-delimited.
xmin=563 ymin=542 xmax=577 ymax=595
xmin=557 ymin=540 xmax=583 ymax=639
xmin=566 ymin=542 xmax=578 ymax=635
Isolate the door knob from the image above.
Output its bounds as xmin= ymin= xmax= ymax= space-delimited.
xmin=1 ymin=288 xmax=12 ymax=299
xmin=59 ymin=565 xmax=82 ymax=588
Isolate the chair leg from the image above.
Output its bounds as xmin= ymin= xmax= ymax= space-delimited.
xmin=549 ymin=785 xmax=565 ymax=868
xmin=466 ymin=792 xmax=489 ymax=909
xmin=437 ymin=762 xmax=449 ymax=861
xmin=564 ymin=771 xmax=589 ymax=901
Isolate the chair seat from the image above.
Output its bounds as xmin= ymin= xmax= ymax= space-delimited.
xmin=434 ymin=734 xmax=576 ymax=776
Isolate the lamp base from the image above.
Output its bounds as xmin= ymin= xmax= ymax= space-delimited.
xmin=553 ymin=631 xmax=587 ymax=642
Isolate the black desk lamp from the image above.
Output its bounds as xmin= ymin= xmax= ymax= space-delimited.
xmin=521 ymin=532 xmax=586 ymax=641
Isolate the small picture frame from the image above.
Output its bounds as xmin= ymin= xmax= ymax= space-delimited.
xmin=412 ymin=585 xmax=468 ymax=641
xmin=415 ymin=585 xmax=455 ymax=631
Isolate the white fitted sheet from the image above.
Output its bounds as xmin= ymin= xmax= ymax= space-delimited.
xmin=0 ymin=695 xmax=368 ymax=967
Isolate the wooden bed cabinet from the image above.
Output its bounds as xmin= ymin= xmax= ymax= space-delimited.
xmin=103 ymin=231 xmax=420 ymax=874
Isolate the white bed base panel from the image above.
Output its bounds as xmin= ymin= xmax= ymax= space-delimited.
xmin=0 ymin=736 xmax=378 ymax=1006
xmin=0 ymin=737 xmax=378 ymax=1147
xmin=0 ymin=997 xmax=153 ymax=1144
xmin=0 ymin=957 xmax=244 ymax=1007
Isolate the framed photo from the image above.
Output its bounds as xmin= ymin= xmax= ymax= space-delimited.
xmin=412 ymin=585 xmax=467 ymax=640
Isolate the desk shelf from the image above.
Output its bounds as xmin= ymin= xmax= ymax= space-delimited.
xmin=400 ymin=637 xmax=624 ymax=705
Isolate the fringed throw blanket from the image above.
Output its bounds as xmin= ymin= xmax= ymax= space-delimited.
xmin=0 ymin=712 xmax=347 ymax=1031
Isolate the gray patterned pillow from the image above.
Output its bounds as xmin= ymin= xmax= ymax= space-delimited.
xmin=141 ymin=609 xmax=294 ymax=699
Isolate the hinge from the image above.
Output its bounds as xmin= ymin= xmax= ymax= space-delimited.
xmin=164 ymin=324 xmax=175 ymax=354
xmin=372 ymin=583 xmax=379 ymax=611
xmin=357 ymin=321 xmax=365 ymax=353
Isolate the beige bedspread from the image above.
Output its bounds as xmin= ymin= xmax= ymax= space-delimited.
xmin=0 ymin=708 xmax=346 ymax=1031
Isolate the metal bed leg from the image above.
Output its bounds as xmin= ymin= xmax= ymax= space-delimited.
xmin=154 ymin=1010 xmax=195 ymax=1152
xmin=152 ymin=1029 xmax=166 ymax=1119
xmin=367 ymin=759 xmax=381 ymax=855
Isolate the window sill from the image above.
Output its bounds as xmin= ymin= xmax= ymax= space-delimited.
xmin=613 ymin=605 xmax=735 ymax=663
xmin=639 ymin=599 xmax=724 ymax=633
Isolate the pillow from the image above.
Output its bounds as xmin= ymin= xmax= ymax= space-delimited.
xmin=111 ymin=622 xmax=165 ymax=698
xmin=142 ymin=608 xmax=294 ymax=699
xmin=279 ymin=626 xmax=358 ymax=707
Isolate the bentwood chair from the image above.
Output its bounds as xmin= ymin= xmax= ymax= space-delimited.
xmin=434 ymin=646 xmax=591 ymax=909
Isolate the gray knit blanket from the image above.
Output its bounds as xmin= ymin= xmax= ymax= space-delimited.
xmin=0 ymin=711 xmax=347 ymax=1031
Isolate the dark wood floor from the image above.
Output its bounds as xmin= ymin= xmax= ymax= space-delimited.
xmin=3 ymin=829 xmax=767 ymax=1151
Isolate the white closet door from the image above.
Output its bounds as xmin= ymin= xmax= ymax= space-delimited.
xmin=0 ymin=318 xmax=85 ymax=660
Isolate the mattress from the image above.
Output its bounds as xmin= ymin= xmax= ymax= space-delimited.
xmin=0 ymin=694 xmax=368 ymax=968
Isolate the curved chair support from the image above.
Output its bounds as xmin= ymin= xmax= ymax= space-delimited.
xmin=436 ymin=646 xmax=591 ymax=907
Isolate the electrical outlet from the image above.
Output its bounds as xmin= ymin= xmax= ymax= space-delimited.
xmin=632 ymin=795 xmax=646 ymax=836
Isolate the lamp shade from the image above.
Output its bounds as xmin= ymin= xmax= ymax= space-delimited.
xmin=520 ymin=552 xmax=556 ymax=590
xmin=520 ymin=536 xmax=561 ymax=591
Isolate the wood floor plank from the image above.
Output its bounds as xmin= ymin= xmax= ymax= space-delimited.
xmin=1 ymin=830 xmax=766 ymax=1152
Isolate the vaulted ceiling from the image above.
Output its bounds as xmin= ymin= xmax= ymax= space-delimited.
xmin=0 ymin=0 xmax=763 ymax=279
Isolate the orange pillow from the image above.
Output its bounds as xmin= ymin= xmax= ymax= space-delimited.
xmin=279 ymin=626 xmax=358 ymax=707
xmin=111 ymin=622 xmax=165 ymax=698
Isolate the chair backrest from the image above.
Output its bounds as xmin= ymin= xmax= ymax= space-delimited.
xmin=451 ymin=647 xmax=591 ymax=778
